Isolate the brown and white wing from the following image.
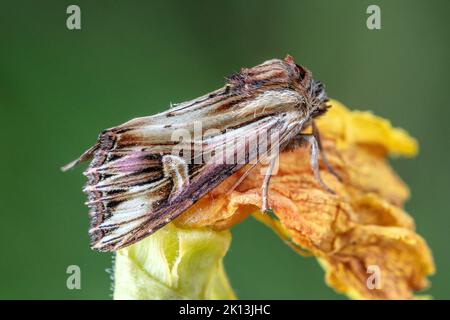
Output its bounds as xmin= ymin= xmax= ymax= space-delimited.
xmin=63 ymin=57 xmax=311 ymax=251
xmin=69 ymin=110 xmax=296 ymax=251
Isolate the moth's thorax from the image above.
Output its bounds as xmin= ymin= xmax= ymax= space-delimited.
xmin=227 ymin=55 xmax=329 ymax=117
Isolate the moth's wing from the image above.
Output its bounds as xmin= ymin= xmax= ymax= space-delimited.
xmin=82 ymin=111 xmax=296 ymax=252
xmin=63 ymin=84 xmax=304 ymax=251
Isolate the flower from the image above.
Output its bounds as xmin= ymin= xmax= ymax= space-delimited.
xmin=113 ymin=224 xmax=236 ymax=299
xmin=113 ymin=100 xmax=434 ymax=300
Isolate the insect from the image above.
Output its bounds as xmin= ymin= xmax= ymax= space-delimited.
xmin=63 ymin=55 xmax=339 ymax=252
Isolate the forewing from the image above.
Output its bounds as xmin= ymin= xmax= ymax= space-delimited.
xmin=64 ymin=56 xmax=310 ymax=251
xmin=86 ymin=111 xmax=298 ymax=251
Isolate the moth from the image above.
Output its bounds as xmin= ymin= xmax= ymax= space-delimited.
xmin=63 ymin=55 xmax=339 ymax=252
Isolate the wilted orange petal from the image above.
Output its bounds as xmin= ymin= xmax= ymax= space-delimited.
xmin=174 ymin=100 xmax=434 ymax=300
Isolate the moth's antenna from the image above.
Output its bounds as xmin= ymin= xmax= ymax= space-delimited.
xmin=61 ymin=143 xmax=99 ymax=172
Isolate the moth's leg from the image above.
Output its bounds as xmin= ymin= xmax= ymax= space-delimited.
xmin=162 ymin=155 xmax=190 ymax=201
xmin=299 ymin=134 xmax=335 ymax=194
xmin=312 ymin=121 xmax=342 ymax=181
xmin=261 ymin=155 xmax=278 ymax=213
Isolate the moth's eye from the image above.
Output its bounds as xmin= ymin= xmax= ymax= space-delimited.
xmin=315 ymin=81 xmax=324 ymax=93
xmin=312 ymin=105 xmax=328 ymax=117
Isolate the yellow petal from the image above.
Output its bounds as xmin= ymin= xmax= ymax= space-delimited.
xmin=317 ymin=99 xmax=419 ymax=157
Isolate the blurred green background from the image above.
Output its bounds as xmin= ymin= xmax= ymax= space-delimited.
xmin=0 ymin=0 xmax=449 ymax=299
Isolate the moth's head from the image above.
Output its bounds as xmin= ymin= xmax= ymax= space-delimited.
xmin=308 ymin=79 xmax=330 ymax=118
xmin=284 ymin=55 xmax=329 ymax=117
